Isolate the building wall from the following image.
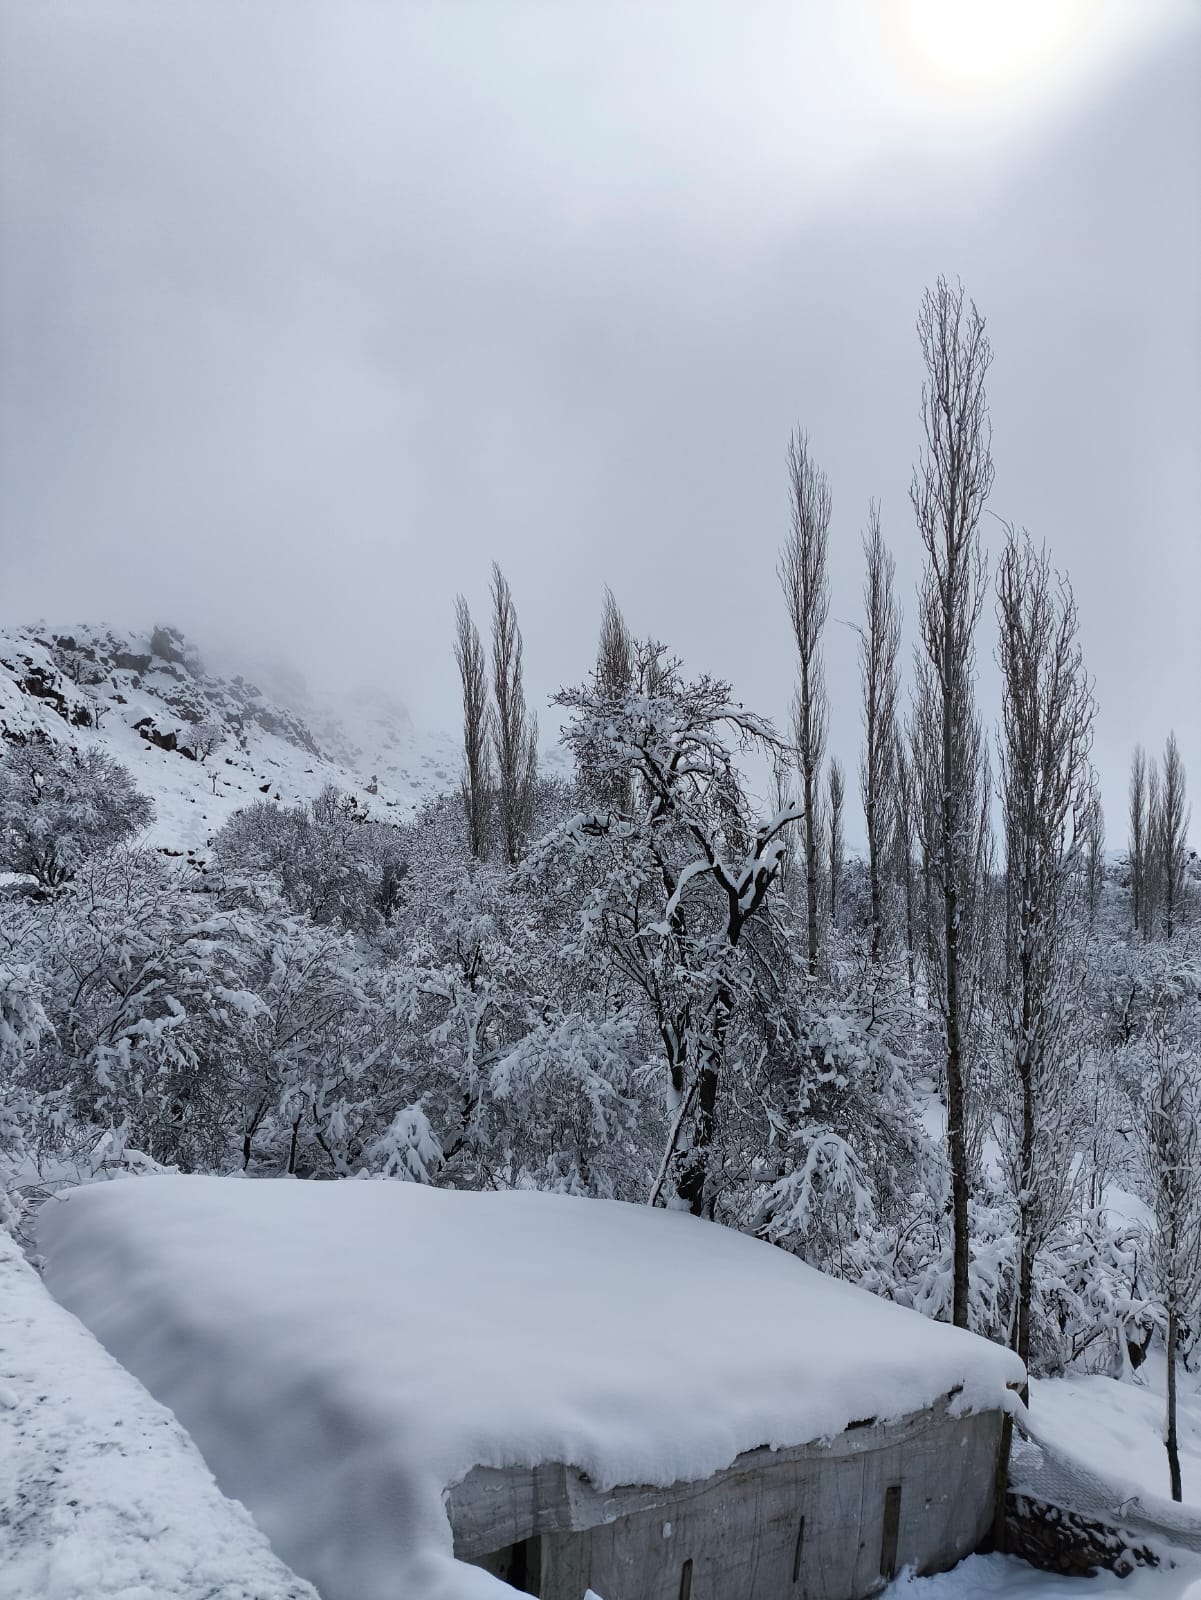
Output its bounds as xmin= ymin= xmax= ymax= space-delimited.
xmin=451 ymin=1403 xmax=1003 ymax=1600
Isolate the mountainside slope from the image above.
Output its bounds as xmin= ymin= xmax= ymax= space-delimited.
xmin=0 ymin=622 xmax=463 ymax=855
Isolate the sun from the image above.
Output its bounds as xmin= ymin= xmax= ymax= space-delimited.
xmin=888 ymin=0 xmax=1098 ymax=107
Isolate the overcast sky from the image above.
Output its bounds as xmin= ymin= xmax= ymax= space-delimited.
xmin=2 ymin=1 xmax=1198 ymax=841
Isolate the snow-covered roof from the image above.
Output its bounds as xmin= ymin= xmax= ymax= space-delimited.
xmin=38 ymin=1177 xmax=1024 ymax=1600
xmin=0 ymin=1230 xmax=317 ymax=1600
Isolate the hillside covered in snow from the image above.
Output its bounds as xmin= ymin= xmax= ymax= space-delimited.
xmin=0 ymin=621 xmax=466 ymax=855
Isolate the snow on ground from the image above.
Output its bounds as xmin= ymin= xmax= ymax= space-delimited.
xmin=885 ymin=1550 xmax=1201 ymax=1598
xmin=1029 ymin=1353 xmax=1201 ymax=1514
xmin=0 ymin=1228 xmax=318 ymax=1600
xmin=897 ymin=1352 xmax=1201 ymax=1599
xmin=37 ymin=1175 xmax=1024 ymax=1600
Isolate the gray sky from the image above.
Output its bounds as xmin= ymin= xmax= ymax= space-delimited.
xmin=2 ymin=1 xmax=1199 ymax=841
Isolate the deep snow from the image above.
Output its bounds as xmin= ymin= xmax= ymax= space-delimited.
xmin=1030 ymin=1355 xmax=1201 ymax=1515
xmin=38 ymin=1175 xmax=1025 ymax=1600
xmin=0 ymin=1228 xmax=317 ymax=1600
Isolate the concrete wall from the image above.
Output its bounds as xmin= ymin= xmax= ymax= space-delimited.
xmin=449 ymin=1401 xmax=1004 ymax=1600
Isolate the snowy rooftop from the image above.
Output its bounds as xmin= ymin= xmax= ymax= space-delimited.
xmin=39 ymin=1177 xmax=1024 ymax=1600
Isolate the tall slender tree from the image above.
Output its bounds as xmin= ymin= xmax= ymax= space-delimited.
xmin=490 ymin=564 xmax=538 ymax=866
xmin=995 ymin=530 xmax=1095 ymax=1395
xmin=1159 ymin=732 xmax=1190 ymax=941
xmin=1082 ymin=787 xmax=1105 ymax=924
xmin=910 ymin=277 xmax=994 ymax=1329
xmin=1128 ymin=745 xmax=1148 ymax=935
xmin=453 ymin=595 xmax=492 ymax=859
xmin=1141 ymin=1043 xmax=1201 ymax=1501
xmin=779 ymin=429 xmax=831 ymax=975
xmin=893 ymin=732 xmax=918 ymax=999
xmin=827 ymin=758 xmax=845 ymax=928
xmin=856 ymin=503 xmax=902 ymax=964
xmin=1145 ymin=756 xmax=1163 ymax=940
xmin=593 ymin=588 xmax=635 ymax=814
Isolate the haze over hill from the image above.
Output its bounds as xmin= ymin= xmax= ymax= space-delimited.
xmin=0 ymin=620 xmax=472 ymax=854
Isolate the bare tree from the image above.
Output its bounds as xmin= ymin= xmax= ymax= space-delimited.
xmin=490 ymin=564 xmax=538 ymax=866
xmin=779 ymin=429 xmax=831 ymax=975
xmin=893 ymin=731 xmax=918 ymax=998
xmin=1082 ymin=785 xmax=1105 ymax=924
xmin=596 ymin=586 xmax=634 ymax=698
xmin=827 ymin=758 xmax=845 ymax=928
xmin=191 ymin=720 xmax=225 ymax=764
xmin=593 ymin=588 xmax=635 ymax=814
xmin=995 ymin=530 xmax=1095 ymax=1395
xmin=1140 ymin=1043 xmax=1201 ymax=1501
xmin=454 ymin=595 xmax=492 ymax=860
xmin=1160 ymin=731 xmax=1190 ymax=940
xmin=910 ymin=276 xmax=994 ymax=1329
xmin=770 ymin=755 xmax=804 ymax=896
xmin=856 ymin=503 xmax=902 ymax=963
xmin=1145 ymin=756 xmax=1163 ymax=940
xmin=1128 ymin=745 xmax=1148 ymax=935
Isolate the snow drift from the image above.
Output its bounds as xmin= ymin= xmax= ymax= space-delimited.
xmin=0 ymin=1228 xmax=317 ymax=1600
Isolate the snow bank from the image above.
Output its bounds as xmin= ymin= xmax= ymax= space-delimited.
xmin=38 ymin=1177 xmax=1024 ymax=1600
xmin=1029 ymin=1358 xmax=1201 ymax=1515
xmin=883 ymin=1548 xmax=1201 ymax=1598
xmin=0 ymin=1229 xmax=318 ymax=1600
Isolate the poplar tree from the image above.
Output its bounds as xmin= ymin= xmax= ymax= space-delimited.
xmin=453 ymin=595 xmax=492 ymax=859
xmin=490 ymin=564 xmax=538 ymax=866
xmin=856 ymin=503 xmax=902 ymax=964
xmin=779 ymin=429 xmax=831 ymax=976
xmin=911 ymin=277 xmax=993 ymax=1329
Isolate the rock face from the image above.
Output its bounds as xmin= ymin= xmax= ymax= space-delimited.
xmin=151 ymin=625 xmax=202 ymax=677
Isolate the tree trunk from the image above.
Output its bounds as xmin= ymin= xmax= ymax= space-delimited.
xmin=868 ymin=781 xmax=882 ymax=966
xmin=1167 ymin=1305 xmax=1182 ymax=1502
xmin=803 ymin=751 xmax=819 ymax=976
xmin=944 ymin=841 xmax=971 ymax=1327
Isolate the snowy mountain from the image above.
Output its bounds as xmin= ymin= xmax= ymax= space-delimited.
xmin=0 ymin=622 xmax=466 ymax=855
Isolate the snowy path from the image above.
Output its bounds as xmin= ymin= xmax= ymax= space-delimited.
xmin=0 ymin=1231 xmax=318 ymax=1600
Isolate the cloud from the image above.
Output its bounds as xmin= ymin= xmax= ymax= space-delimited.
xmin=1 ymin=1 xmax=1197 ymax=840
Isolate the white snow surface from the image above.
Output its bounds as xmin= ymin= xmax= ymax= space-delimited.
xmin=0 ymin=1228 xmax=318 ymax=1600
xmin=883 ymin=1549 xmax=1201 ymax=1598
xmin=1029 ymin=1355 xmax=1201 ymax=1515
xmin=38 ymin=1175 xmax=1025 ymax=1600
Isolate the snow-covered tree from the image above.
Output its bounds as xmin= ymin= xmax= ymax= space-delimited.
xmin=856 ymin=504 xmax=902 ymax=965
xmin=490 ymin=564 xmax=538 ymax=866
xmin=780 ymin=429 xmax=831 ymax=976
xmin=910 ymin=275 xmax=994 ymax=1329
xmin=0 ymin=743 xmax=153 ymax=888
xmin=1159 ymin=731 xmax=1190 ymax=941
xmin=454 ymin=594 xmax=492 ymax=860
xmin=995 ymin=530 xmax=1095 ymax=1393
xmin=541 ymin=644 xmax=803 ymax=1215
xmin=1140 ymin=1041 xmax=1201 ymax=1500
